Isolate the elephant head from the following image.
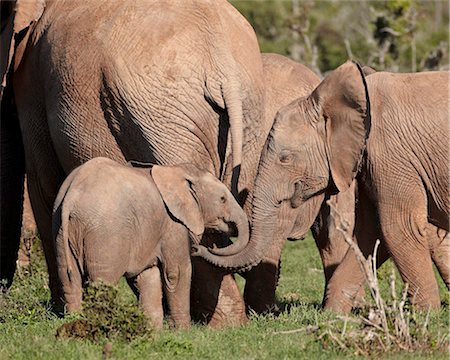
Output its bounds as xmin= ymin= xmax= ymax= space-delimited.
xmin=151 ymin=164 xmax=249 ymax=251
xmin=152 ymin=164 xmax=267 ymax=270
xmin=248 ymin=61 xmax=370 ymax=261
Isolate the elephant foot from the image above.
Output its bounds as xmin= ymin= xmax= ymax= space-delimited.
xmin=323 ymin=283 xmax=361 ymax=313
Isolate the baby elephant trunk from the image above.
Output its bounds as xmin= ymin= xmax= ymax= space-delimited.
xmin=192 ymin=206 xmax=264 ymax=271
xmin=210 ymin=206 xmax=250 ymax=256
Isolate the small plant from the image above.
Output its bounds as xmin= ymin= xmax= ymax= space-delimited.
xmin=316 ymin=201 xmax=450 ymax=356
xmin=56 ymin=282 xmax=152 ymax=342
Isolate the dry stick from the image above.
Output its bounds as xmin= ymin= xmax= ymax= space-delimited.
xmin=421 ymin=308 xmax=431 ymax=337
xmin=272 ymin=325 xmax=318 ymax=335
xmin=326 ymin=330 xmax=348 ymax=351
xmin=327 ymin=200 xmax=391 ymax=347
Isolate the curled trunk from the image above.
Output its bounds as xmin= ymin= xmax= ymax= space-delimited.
xmin=209 ymin=206 xmax=249 ymax=256
xmin=193 ymin=161 xmax=278 ymax=271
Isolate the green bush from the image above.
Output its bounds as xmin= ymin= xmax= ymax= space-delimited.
xmin=56 ymin=282 xmax=152 ymax=342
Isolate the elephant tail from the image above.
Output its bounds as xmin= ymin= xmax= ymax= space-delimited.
xmin=222 ymin=76 xmax=243 ymax=195
xmin=60 ymin=198 xmax=74 ymax=283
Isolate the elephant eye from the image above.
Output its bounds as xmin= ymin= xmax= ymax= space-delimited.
xmin=279 ymin=151 xmax=293 ymax=164
xmin=220 ymin=195 xmax=227 ymax=204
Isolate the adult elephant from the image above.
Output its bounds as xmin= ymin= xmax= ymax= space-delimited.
xmin=0 ymin=0 xmax=267 ymax=326
xmin=196 ymin=53 xmax=356 ymax=313
xmin=245 ymin=60 xmax=449 ymax=312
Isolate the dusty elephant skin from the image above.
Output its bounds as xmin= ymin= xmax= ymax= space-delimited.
xmin=227 ymin=54 xmax=354 ymax=314
xmin=249 ymin=60 xmax=449 ymax=312
xmin=53 ymin=158 xmax=249 ymax=329
xmin=1 ymin=0 xmax=266 ymax=325
xmin=240 ymin=54 xmax=322 ymax=313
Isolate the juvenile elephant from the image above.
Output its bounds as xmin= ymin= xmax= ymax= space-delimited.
xmin=53 ymin=158 xmax=249 ymax=329
xmin=1 ymin=0 xmax=265 ymax=325
xmin=247 ymin=60 xmax=449 ymax=311
xmin=243 ymin=54 xmax=354 ymax=312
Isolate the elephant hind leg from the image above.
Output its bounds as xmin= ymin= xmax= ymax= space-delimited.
xmin=379 ymin=195 xmax=441 ymax=310
xmin=128 ymin=267 xmax=164 ymax=330
xmin=59 ymin=258 xmax=83 ymax=314
xmin=430 ymin=229 xmax=450 ymax=290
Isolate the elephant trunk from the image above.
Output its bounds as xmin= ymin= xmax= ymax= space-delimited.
xmin=209 ymin=205 xmax=249 ymax=256
xmin=193 ymin=160 xmax=277 ymax=271
xmin=222 ymin=76 xmax=243 ymax=195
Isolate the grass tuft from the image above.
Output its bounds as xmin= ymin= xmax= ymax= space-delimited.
xmin=56 ymin=282 xmax=153 ymax=342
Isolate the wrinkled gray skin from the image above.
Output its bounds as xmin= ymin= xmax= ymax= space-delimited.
xmin=230 ymin=54 xmax=354 ymax=313
xmin=249 ymin=60 xmax=449 ymax=312
xmin=53 ymin=158 xmax=249 ymax=329
xmin=1 ymin=0 xmax=266 ymax=325
xmin=195 ymin=54 xmax=356 ymax=313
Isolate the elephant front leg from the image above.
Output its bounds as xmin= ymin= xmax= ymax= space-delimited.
xmin=324 ymin=185 xmax=389 ymax=313
xmin=128 ymin=267 xmax=164 ymax=330
xmin=191 ymin=234 xmax=248 ymax=328
xmin=242 ymin=235 xmax=285 ymax=314
xmin=0 ymin=87 xmax=25 ymax=290
xmin=242 ymin=261 xmax=279 ymax=314
xmin=312 ymin=185 xmax=356 ymax=307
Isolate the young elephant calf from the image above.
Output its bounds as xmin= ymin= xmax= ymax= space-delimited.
xmin=52 ymin=157 xmax=249 ymax=329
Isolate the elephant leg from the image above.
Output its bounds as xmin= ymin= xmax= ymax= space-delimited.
xmin=379 ymin=189 xmax=441 ymax=310
xmin=0 ymin=85 xmax=25 ymax=290
xmin=430 ymin=229 xmax=450 ymax=290
xmin=128 ymin=267 xmax=164 ymax=330
xmin=52 ymin=217 xmax=82 ymax=313
xmin=243 ymin=202 xmax=299 ymax=315
xmin=16 ymin=105 xmax=66 ymax=307
xmin=160 ymin=233 xmax=191 ymax=329
xmin=243 ymin=235 xmax=284 ymax=314
xmin=191 ymin=233 xmax=248 ymax=328
xmin=27 ymin=171 xmax=66 ymax=306
xmin=324 ymin=184 xmax=390 ymax=313
xmin=58 ymin=253 xmax=82 ymax=313
xmin=312 ymin=182 xmax=356 ymax=306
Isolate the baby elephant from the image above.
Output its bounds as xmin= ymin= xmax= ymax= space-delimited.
xmin=52 ymin=157 xmax=249 ymax=329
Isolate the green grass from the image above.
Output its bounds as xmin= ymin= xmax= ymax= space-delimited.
xmin=0 ymin=235 xmax=448 ymax=359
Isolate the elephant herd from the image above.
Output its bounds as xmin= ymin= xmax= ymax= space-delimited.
xmin=1 ymin=0 xmax=448 ymax=329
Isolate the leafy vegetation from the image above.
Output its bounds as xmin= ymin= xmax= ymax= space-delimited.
xmin=55 ymin=282 xmax=152 ymax=342
xmin=0 ymin=234 xmax=448 ymax=359
xmin=231 ymin=0 xmax=449 ymax=74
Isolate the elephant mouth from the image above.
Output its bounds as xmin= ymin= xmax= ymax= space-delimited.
xmin=205 ymin=221 xmax=232 ymax=235
xmin=190 ymin=233 xmax=203 ymax=245
xmin=287 ymin=235 xmax=306 ymax=241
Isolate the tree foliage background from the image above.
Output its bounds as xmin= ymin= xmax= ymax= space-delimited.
xmin=231 ymin=0 xmax=449 ymax=76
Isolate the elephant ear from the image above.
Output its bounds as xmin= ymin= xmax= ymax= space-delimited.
xmin=362 ymin=66 xmax=376 ymax=76
xmin=152 ymin=165 xmax=204 ymax=237
xmin=1 ymin=0 xmax=45 ymax=98
xmin=311 ymin=60 xmax=370 ymax=192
